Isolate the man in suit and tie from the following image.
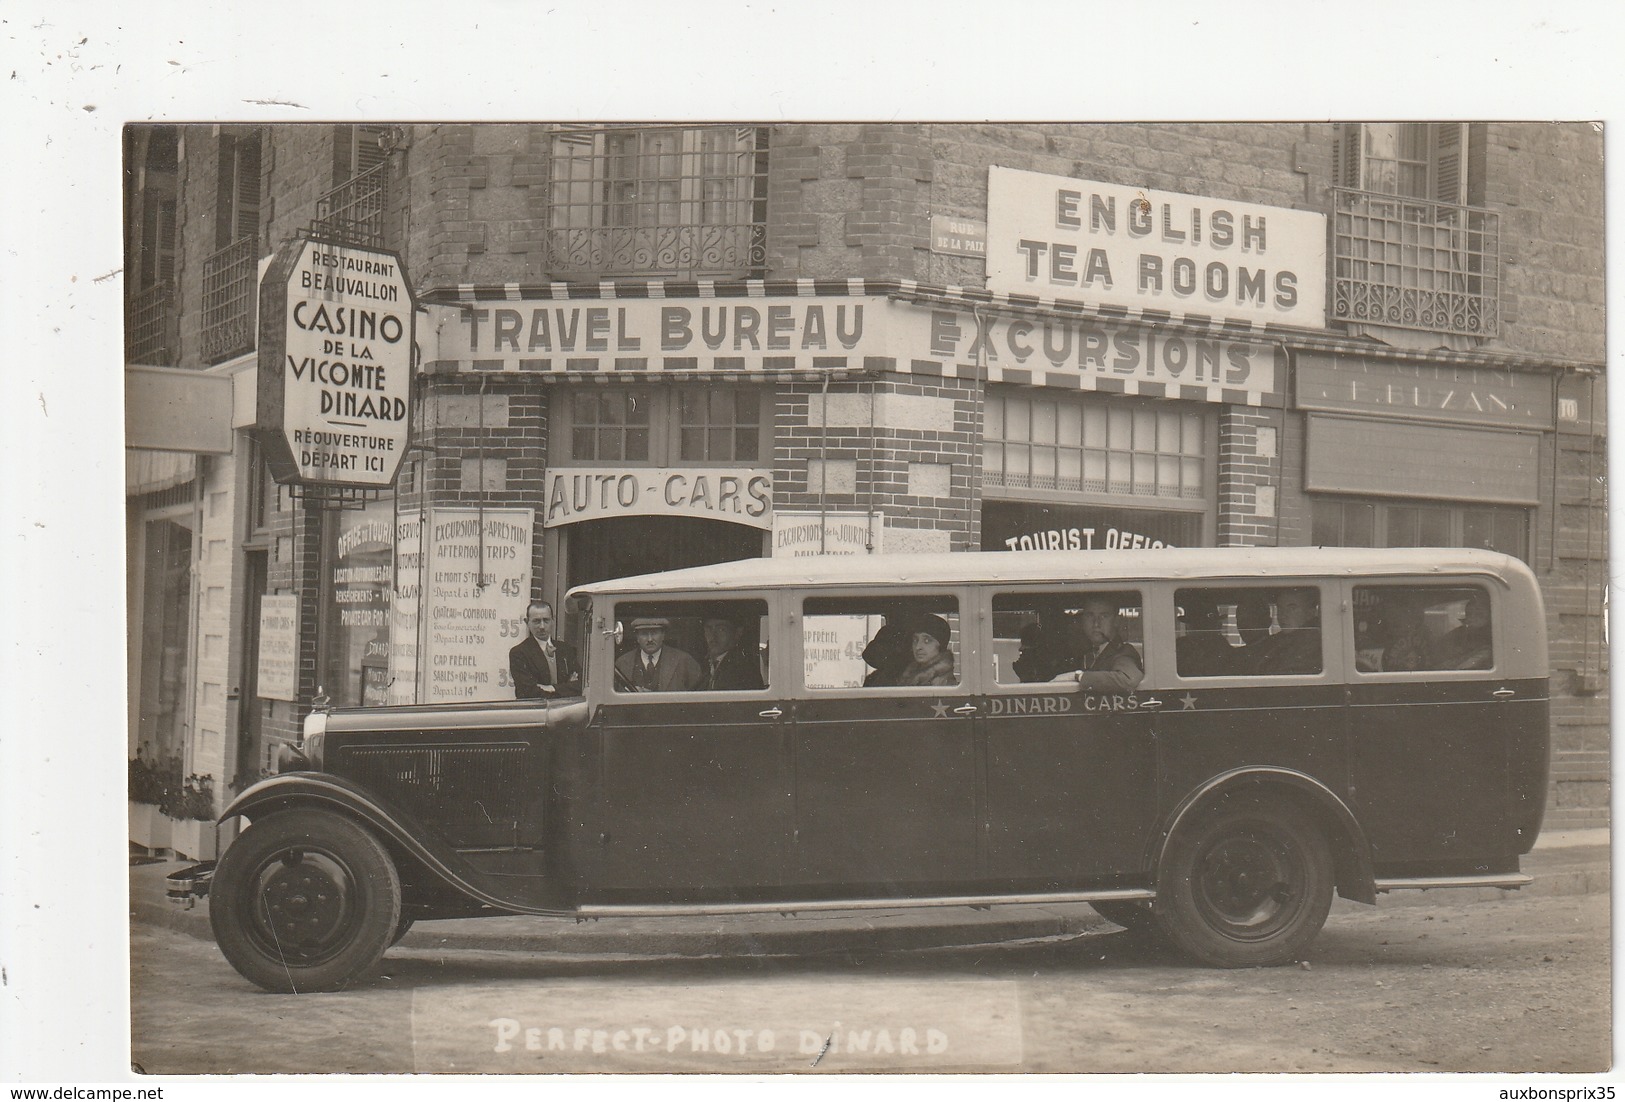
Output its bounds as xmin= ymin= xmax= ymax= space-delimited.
xmin=613 ymin=616 xmax=703 ymax=693
xmin=699 ymin=612 xmax=765 ymax=691
xmin=508 ymin=600 xmax=581 ymax=699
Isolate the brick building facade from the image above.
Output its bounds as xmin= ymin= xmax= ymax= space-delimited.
xmin=124 ymin=122 xmax=1606 ymax=834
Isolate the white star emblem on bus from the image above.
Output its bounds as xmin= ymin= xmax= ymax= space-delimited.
xmin=931 ymin=700 xmax=950 ymax=718
xmin=1181 ymin=693 xmax=1198 ymax=710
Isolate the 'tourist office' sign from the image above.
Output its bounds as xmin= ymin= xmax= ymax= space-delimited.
xmin=257 ymin=237 xmax=417 ymax=488
xmin=986 ymin=167 xmax=1327 ymax=328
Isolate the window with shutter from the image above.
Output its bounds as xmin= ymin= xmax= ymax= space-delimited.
xmin=315 ymin=125 xmax=393 ymax=249
xmin=202 ymin=128 xmax=264 ymax=361
xmin=1328 ymin=122 xmax=1499 ymax=341
xmin=335 ymin=124 xmax=389 ymax=186
xmin=215 ymin=130 xmax=262 ymax=249
xmin=1332 ymin=122 xmax=1470 ymax=202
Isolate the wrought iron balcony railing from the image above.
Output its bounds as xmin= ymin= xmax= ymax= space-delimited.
xmin=311 ymin=161 xmax=390 ymax=250
xmin=546 ymin=125 xmax=769 ymax=279
xmin=545 ymin=222 xmax=768 ymax=280
xmin=126 ymin=279 xmax=176 ymax=364
xmin=1330 ymin=187 xmax=1501 ymax=339
xmin=201 ymin=235 xmax=258 ymax=364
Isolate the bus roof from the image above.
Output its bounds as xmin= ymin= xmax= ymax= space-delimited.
xmin=570 ymin=546 xmax=1531 ymax=597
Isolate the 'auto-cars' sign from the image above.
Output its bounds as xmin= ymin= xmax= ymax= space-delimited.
xmin=257 ymin=237 xmax=416 ymax=488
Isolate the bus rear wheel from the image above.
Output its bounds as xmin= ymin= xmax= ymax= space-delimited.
xmin=1155 ymin=796 xmax=1333 ymax=968
xmin=210 ymin=808 xmax=401 ymax=993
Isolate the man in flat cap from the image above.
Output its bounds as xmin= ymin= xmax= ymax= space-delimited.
xmin=614 ymin=615 xmax=703 ymax=693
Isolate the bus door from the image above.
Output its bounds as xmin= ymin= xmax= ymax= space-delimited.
xmin=791 ymin=594 xmax=980 ymax=890
xmin=1344 ymin=583 xmax=1515 ymax=864
xmin=981 ymin=589 xmax=1159 ymax=883
xmin=592 ymin=598 xmax=791 ymax=893
xmin=1153 ymin=584 xmax=1350 ymax=821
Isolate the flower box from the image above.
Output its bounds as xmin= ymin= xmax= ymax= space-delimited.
xmin=170 ymin=817 xmax=219 ymax=861
xmin=128 ymin=801 xmax=172 ymax=853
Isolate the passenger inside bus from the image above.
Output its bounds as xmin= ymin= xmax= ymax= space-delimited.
xmin=1176 ymin=592 xmax=1242 ymax=676
xmin=1012 ymin=622 xmax=1067 ymax=683
xmin=1435 ymin=591 xmax=1493 ymax=670
xmin=1248 ymin=588 xmax=1322 ymax=674
xmin=887 ymin=613 xmax=958 ymax=687
xmin=1050 ymin=595 xmax=1144 ymax=690
xmin=860 ymin=604 xmax=913 ymax=686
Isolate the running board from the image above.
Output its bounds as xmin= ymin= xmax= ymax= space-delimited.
xmin=1374 ymin=873 xmax=1533 ymax=892
xmin=578 ymin=887 xmax=1156 ymax=918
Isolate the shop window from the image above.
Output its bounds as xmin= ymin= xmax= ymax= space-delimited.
xmin=321 ymin=499 xmax=396 ymax=708
xmin=1312 ymin=497 xmax=1528 ymax=562
xmin=679 ymin=390 xmax=760 ymax=462
xmin=1352 ymin=585 xmax=1493 ymax=673
xmin=985 ymin=388 xmax=1208 ymax=503
xmin=245 ymin=435 xmax=280 ymax=535
xmin=609 ymin=598 xmax=769 ymax=694
xmin=570 ymin=390 xmax=652 ymax=462
xmin=136 ymin=515 xmax=194 ymax=761
xmin=1172 ymin=587 xmax=1324 ymax=678
xmin=555 ymin=387 xmax=768 ymax=466
xmin=991 ymin=591 xmax=1143 ymax=688
xmin=548 ymin=125 xmax=768 ymax=279
xmin=802 ymin=596 xmax=960 ymax=691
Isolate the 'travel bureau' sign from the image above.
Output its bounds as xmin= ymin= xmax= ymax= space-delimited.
xmin=257 ymin=237 xmax=417 ymax=488
xmin=986 ymin=166 xmax=1327 ymax=328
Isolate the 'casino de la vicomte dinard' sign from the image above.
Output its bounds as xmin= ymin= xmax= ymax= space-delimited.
xmin=257 ymin=237 xmax=417 ymax=489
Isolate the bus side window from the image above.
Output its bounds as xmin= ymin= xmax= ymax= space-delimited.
xmin=1353 ymin=586 xmax=1493 ymax=673
xmin=1175 ymin=587 xmax=1322 ymax=677
xmin=992 ymin=591 xmax=1143 ymax=688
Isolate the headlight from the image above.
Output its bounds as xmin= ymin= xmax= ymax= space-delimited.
xmin=296 ymin=711 xmax=328 ymax=770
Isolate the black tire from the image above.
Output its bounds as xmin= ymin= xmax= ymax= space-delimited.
xmin=1154 ymin=796 xmax=1333 ymax=968
xmin=210 ymin=808 xmax=401 ymax=993
xmin=389 ymin=915 xmax=415 ymax=947
xmin=1090 ymin=900 xmax=1159 ymax=933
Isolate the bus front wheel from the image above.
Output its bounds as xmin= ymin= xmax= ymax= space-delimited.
xmin=1155 ymin=796 xmax=1333 ymax=968
xmin=210 ymin=808 xmax=402 ymax=993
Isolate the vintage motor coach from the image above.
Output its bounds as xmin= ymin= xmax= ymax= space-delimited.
xmin=171 ymin=547 xmax=1549 ymax=991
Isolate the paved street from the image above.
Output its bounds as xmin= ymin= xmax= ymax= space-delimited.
xmin=131 ymin=888 xmax=1609 ymax=1074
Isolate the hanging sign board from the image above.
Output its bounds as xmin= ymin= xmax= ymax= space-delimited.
xmin=256 ymin=236 xmax=417 ymax=488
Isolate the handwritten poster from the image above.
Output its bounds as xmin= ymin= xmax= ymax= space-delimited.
xmin=422 ymin=507 xmax=534 ymax=703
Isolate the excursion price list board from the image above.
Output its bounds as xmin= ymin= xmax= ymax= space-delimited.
xmin=421 ymin=507 xmax=534 ymax=703
xmin=386 ymin=514 xmax=423 ymax=706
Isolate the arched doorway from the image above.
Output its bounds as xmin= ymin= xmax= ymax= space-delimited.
xmin=562 ymin=514 xmax=765 ymax=591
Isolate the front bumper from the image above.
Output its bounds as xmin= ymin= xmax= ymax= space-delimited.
xmin=166 ymin=862 xmax=215 ymax=908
